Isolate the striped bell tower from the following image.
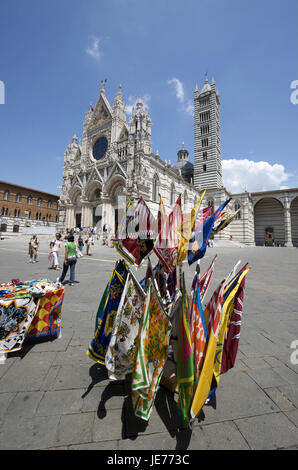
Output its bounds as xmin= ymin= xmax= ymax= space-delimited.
xmin=193 ymin=76 xmax=223 ymax=190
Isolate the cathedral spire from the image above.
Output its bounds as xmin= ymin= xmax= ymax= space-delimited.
xmin=100 ymin=79 xmax=107 ymax=94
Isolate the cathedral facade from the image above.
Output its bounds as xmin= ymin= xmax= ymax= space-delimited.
xmin=58 ymin=78 xmax=298 ymax=247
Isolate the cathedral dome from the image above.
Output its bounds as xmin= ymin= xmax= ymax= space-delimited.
xmin=173 ymin=142 xmax=193 ymax=183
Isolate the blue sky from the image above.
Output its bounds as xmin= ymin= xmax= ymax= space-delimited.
xmin=0 ymin=0 xmax=297 ymax=195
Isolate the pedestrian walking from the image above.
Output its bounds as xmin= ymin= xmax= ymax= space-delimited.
xmin=57 ymin=235 xmax=77 ymax=286
xmin=28 ymin=234 xmax=39 ymax=263
xmin=85 ymin=232 xmax=94 ymax=256
xmin=77 ymin=234 xmax=84 ymax=257
xmin=49 ymin=233 xmax=62 ymax=270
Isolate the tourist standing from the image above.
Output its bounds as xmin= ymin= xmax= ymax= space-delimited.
xmin=28 ymin=234 xmax=39 ymax=263
xmin=77 ymin=235 xmax=84 ymax=257
xmin=85 ymin=232 xmax=94 ymax=256
xmin=50 ymin=233 xmax=62 ymax=270
xmin=57 ymin=235 xmax=77 ymax=286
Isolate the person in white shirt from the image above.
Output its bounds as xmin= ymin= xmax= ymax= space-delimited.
xmin=50 ymin=233 xmax=63 ymax=270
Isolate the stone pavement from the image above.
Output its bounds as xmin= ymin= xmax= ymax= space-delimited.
xmin=0 ymin=235 xmax=297 ymax=450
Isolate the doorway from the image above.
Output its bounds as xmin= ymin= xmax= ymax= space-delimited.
xmin=75 ymin=213 xmax=81 ymax=228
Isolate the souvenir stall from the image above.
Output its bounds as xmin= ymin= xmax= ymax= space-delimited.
xmin=0 ymin=279 xmax=64 ymax=363
xmin=86 ymin=191 xmax=252 ymax=429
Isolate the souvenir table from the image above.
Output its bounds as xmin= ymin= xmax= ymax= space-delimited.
xmin=0 ymin=279 xmax=64 ymax=363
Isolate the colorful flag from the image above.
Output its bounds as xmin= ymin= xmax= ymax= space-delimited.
xmin=176 ymin=190 xmax=206 ymax=265
xmin=212 ymin=209 xmax=241 ymax=234
xmin=131 ymin=280 xmax=172 ymax=421
xmin=210 ymin=266 xmax=251 ymax=397
xmin=191 ymin=277 xmax=224 ymax=384
xmin=86 ymin=259 xmax=129 ymax=365
xmin=113 ymin=198 xmax=136 ymax=265
xmin=177 ymin=273 xmax=194 ymax=428
xmin=221 ymin=268 xmax=250 ymax=374
xmin=120 ymin=197 xmax=157 ymax=266
xmin=26 ymin=287 xmax=64 ymax=339
xmin=191 ymin=254 xmax=217 ymax=302
xmin=153 ymin=194 xmax=182 ymax=273
xmin=188 ymin=198 xmax=232 ymax=266
xmin=189 ymin=277 xmax=226 ymax=426
xmin=0 ymin=297 xmax=40 ymax=353
xmin=105 ymin=269 xmax=146 ymax=380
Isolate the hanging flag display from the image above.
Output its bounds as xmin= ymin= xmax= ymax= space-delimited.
xmin=105 ymin=270 xmax=146 ymax=380
xmin=85 ymin=189 xmax=252 ymax=431
xmin=131 ymin=280 xmax=172 ymax=421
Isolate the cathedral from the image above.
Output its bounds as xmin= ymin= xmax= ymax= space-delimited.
xmin=58 ymin=77 xmax=298 ymax=247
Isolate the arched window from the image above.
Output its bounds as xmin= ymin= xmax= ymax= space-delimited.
xmin=234 ymin=201 xmax=241 ymax=219
xmin=2 ymin=207 xmax=8 ymax=216
xmin=27 ymin=195 xmax=33 ymax=205
xmin=37 ymin=197 xmax=42 ymax=206
xmin=3 ymin=190 xmax=9 ymax=201
xmin=170 ymin=183 xmax=175 ymax=206
xmin=0 ymin=223 xmax=7 ymax=232
xmin=14 ymin=208 xmax=20 ymax=217
xmin=47 ymin=200 xmax=52 ymax=208
xmin=13 ymin=225 xmax=19 ymax=233
xmin=16 ymin=193 xmax=22 ymax=203
xmin=152 ymin=175 xmax=159 ymax=202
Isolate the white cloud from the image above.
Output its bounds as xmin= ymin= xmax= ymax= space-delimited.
xmin=125 ymin=94 xmax=151 ymax=115
xmin=222 ymin=158 xmax=290 ymax=193
xmin=167 ymin=77 xmax=184 ymax=103
xmin=167 ymin=77 xmax=193 ymax=116
xmin=86 ymin=36 xmax=101 ymax=60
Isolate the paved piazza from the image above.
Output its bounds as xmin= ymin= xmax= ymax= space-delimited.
xmin=0 ymin=235 xmax=297 ymax=450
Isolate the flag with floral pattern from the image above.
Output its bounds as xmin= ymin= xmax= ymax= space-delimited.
xmin=131 ymin=280 xmax=172 ymax=421
xmin=105 ymin=270 xmax=146 ymax=380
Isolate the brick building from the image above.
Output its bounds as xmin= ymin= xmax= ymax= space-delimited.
xmin=0 ymin=181 xmax=59 ymax=234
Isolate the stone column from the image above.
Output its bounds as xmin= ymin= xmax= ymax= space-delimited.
xmin=284 ymin=201 xmax=293 ymax=247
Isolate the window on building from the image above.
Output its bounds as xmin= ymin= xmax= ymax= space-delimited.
xmin=14 ymin=208 xmax=20 ymax=217
xmin=0 ymin=224 xmax=7 ymax=232
xmin=200 ymin=125 xmax=209 ymax=135
xmin=3 ymin=190 xmax=9 ymax=201
xmin=37 ymin=197 xmax=42 ymax=206
xmin=13 ymin=225 xmax=19 ymax=233
xmin=203 ymin=151 xmax=208 ymax=161
xmin=16 ymin=193 xmax=22 ymax=203
xmin=2 ymin=207 xmax=8 ymax=216
xmin=56 ymin=215 xmax=59 ymax=222
xmin=27 ymin=195 xmax=33 ymax=205
xmin=202 ymin=138 xmax=209 ymax=148
xmin=47 ymin=200 xmax=52 ymax=208
xmin=203 ymin=164 xmax=207 ymax=172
